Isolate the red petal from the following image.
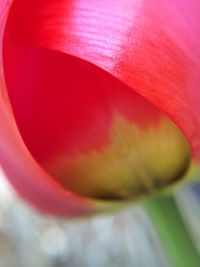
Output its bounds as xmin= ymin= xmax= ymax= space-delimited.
xmin=6 ymin=0 xmax=200 ymax=157
xmin=0 ymin=1 xmax=99 ymax=216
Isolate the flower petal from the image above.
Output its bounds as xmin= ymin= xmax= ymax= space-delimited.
xmin=0 ymin=1 xmax=101 ymax=216
xmin=6 ymin=0 xmax=200 ymax=157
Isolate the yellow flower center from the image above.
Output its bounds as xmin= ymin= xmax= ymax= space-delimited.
xmin=45 ymin=115 xmax=190 ymax=200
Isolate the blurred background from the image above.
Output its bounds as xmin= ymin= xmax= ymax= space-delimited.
xmin=0 ymin=167 xmax=200 ymax=267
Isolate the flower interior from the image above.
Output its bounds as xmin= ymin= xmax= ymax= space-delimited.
xmin=2 ymin=0 xmax=191 ymax=201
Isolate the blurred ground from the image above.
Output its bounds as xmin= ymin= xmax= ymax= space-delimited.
xmin=0 ymin=168 xmax=199 ymax=267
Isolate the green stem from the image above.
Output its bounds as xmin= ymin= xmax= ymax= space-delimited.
xmin=145 ymin=195 xmax=200 ymax=267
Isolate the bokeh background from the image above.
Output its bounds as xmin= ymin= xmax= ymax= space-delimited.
xmin=0 ymin=168 xmax=199 ymax=267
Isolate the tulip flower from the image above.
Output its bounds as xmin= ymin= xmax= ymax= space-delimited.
xmin=0 ymin=0 xmax=200 ymax=221
xmin=1 ymin=1 xmax=200 ymax=266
